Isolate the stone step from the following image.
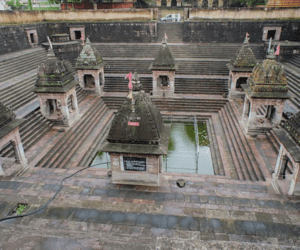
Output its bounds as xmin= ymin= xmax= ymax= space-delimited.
xmin=104 ymin=60 xmax=229 ymax=75
xmin=35 ymin=98 xmax=108 ymax=169
xmin=103 ymin=77 xmax=153 ymax=93
xmin=95 ymin=43 xmax=265 ymax=60
xmin=286 ymin=71 xmax=300 ymax=109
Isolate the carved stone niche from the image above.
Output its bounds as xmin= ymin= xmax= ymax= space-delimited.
xmin=262 ymin=26 xmax=282 ymax=41
xmin=25 ymin=28 xmax=38 ymax=47
xmin=69 ymin=26 xmax=85 ymax=41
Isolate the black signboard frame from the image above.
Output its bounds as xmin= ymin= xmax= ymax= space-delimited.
xmin=123 ymin=156 xmax=147 ymax=172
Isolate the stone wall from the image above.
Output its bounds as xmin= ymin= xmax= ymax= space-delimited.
xmin=190 ymin=7 xmax=300 ymax=20
xmin=0 ymin=9 xmax=153 ymax=24
xmin=183 ymin=20 xmax=300 ymax=43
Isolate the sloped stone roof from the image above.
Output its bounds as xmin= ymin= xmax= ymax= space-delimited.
xmin=149 ymin=36 xmax=177 ymax=71
xmin=107 ymin=72 xmax=164 ymax=144
xmin=76 ymin=38 xmax=104 ymax=69
xmin=246 ymin=49 xmax=288 ymax=94
xmin=0 ymin=102 xmax=16 ymax=129
xmin=34 ymin=49 xmax=78 ymax=93
xmin=231 ymin=38 xmax=257 ymax=68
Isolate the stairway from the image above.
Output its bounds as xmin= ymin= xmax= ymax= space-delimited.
xmin=34 ymin=97 xmax=112 ymax=169
xmin=103 ymin=77 xmax=153 ymax=93
xmin=288 ymin=54 xmax=300 ymax=68
xmin=286 ymin=69 xmax=300 ymax=109
xmin=157 ymin=23 xmax=183 ymax=43
xmin=0 ymin=75 xmax=37 ymax=111
xmin=152 ymin=97 xmax=228 ymax=113
xmin=218 ymin=101 xmax=266 ymax=181
xmin=175 ymin=78 xmax=228 ymax=95
xmin=0 ymin=48 xmax=47 ymax=83
xmin=104 ymin=60 xmax=229 ymax=75
xmin=0 ymin=109 xmax=53 ymax=158
xmin=94 ymin=43 xmax=265 ymax=60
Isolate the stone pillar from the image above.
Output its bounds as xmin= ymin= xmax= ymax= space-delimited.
xmin=198 ymin=0 xmax=203 ymax=7
xmin=242 ymin=98 xmax=250 ymax=119
xmin=288 ymin=162 xmax=300 ymax=196
xmin=94 ymin=73 xmax=101 ymax=96
xmin=169 ymin=73 xmax=175 ymax=96
xmin=273 ymin=102 xmax=284 ymax=125
xmin=61 ymin=97 xmax=70 ymax=122
xmin=100 ymin=69 xmax=105 ymax=86
xmin=93 ymin=2 xmax=97 ymax=10
xmin=177 ymin=0 xmax=181 ymax=7
xmin=77 ymin=71 xmax=84 ymax=89
xmin=218 ymin=0 xmax=223 ymax=7
xmin=275 ymin=153 xmax=288 ymax=180
xmin=167 ymin=0 xmax=171 ymax=6
xmin=0 ymin=160 xmax=4 ymax=176
xmin=39 ymin=97 xmax=48 ymax=117
xmin=247 ymin=100 xmax=256 ymax=128
xmin=12 ymin=135 xmax=28 ymax=166
xmin=156 ymin=0 xmax=161 ymax=6
xmin=71 ymin=93 xmax=78 ymax=111
xmin=152 ymin=74 xmax=158 ymax=96
xmin=208 ymin=0 xmax=213 ymax=7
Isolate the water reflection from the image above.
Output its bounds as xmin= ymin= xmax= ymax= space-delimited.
xmin=163 ymin=122 xmax=213 ymax=175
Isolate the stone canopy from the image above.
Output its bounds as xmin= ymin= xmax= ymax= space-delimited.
xmin=0 ymin=102 xmax=24 ymax=140
xmin=227 ymin=36 xmax=257 ymax=71
xmin=34 ymin=49 xmax=78 ymax=93
xmin=102 ymin=72 xmax=170 ymax=155
xmin=242 ymin=50 xmax=291 ymax=99
xmin=149 ymin=36 xmax=178 ymax=71
xmin=75 ymin=37 xmax=105 ymax=70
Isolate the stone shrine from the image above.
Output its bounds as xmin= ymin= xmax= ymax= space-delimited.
xmin=227 ymin=34 xmax=257 ymax=99
xmin=0 ymin=102 xmax=27 ymax=176
xmin=272 ymin=112 xmax=300 ymax=196
xmin=75 ymin=37 xmax=106 ymax=96
xmin=101 ymin=71 xmax=171 ymax=186
xmin=149 ymin=34 xmax=178 ymax=97
xmin=241 ymin=49 xmax=291 ymax=136
xmin=33 ymin=49 xmax=80 ymax=127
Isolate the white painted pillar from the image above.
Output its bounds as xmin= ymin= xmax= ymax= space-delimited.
xmin=0 ymin=160 xmax=4 ymax=176
xmin=94 ymin=73 xmax=101 ymax=96
xmin=288 ymin=162 xmax=300 ymax=196
xmin=72 ymin=92 xmax=78 ymax=111
xmin=152 ymin=73 xmax=158 ymax=96
xmin=101 ymin=68 xmax=105 ymax=85
xmin=77 ymin=71 xmax=84 ymax=89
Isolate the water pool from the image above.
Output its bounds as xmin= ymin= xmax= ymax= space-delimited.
xmin=91 ymin=121 xmax=214 ymax=175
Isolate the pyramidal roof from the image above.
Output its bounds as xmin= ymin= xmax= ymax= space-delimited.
xmin=107 ymin=72 xmax=164 ymax=145
xmin=231 ymin=35 xmax=257 ymax=68
xmin=34 ymin=49 xmax=77 ymax=93
xmin=76 ymin=37 xmax=103 ymax=68
xmin=149 ymin=34 xmax=177 ymax=71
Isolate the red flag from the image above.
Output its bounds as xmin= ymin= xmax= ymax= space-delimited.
xmin=246 ymin=32 xmax=249 ymax=37
xmin=275 ymin=43 xmax=280 ymax=55
xmin=125 ymin=72 xmax=133 ymax=90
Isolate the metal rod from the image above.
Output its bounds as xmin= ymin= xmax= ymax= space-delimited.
xmin=194 ymin=115 xmax=200 ymax=174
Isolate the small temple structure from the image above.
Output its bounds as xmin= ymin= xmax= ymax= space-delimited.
xmin=75 ymin=37 xmax=106 ymax=96
xmin=227 ymin=34 xmax=257 ymax=99
xmin=241 ymin=49 xmax=291 ymax=136
xmin=272 ymin=112 xmax=300 ymax=196
xmin=34 ymin=49 xmax=80 ymax=127
xmin=101 ymin=71 xmax=171 ymax=186
xmin=0 ymin=102 xmax=27 ymax=176
xmin=149 ymin=34 xmax=178 ymax=97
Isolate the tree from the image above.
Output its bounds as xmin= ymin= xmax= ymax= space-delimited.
xmin=230 ymin=0 xmax=266 ymax=7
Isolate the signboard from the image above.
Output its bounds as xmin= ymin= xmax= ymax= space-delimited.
xmin=123 ymin=156 xmax=146 ymax=171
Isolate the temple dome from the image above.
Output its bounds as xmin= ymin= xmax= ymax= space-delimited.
xmin=149 ymin=34 xmax=177 ymax=71
xmin=76 ymin=37 xmax=104 ymax=68
xmin=35 ymin=49 xmax=77 ymax=91
xmin=107 ymin=72 xmax=164 ymax=144
xmin=231 ymin=37 xmax=257 ymax=68
xmin=247 ymin=50 xmax=288 ymax=93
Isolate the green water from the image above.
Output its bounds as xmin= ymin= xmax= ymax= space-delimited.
xmin=163 ymin=122 xmax=213 ymax=175
xmin=91 ymin=122 xmax=214 ymax=175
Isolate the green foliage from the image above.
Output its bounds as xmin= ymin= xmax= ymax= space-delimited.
xmin=184 ymin=124 xmax=196 ymax=143
xmin=198 ymin=122 xmax=209 ymax=147
xmin=16 ymin=204 xmax=27 ymax=215
xmin=231 ymin=0 xmax=266 ymax=6
xmin=168 ymin=136 xmax=175 ymax=151
xmin=33 ymin=7 xmax=60 ymax=10
xmin=6 ymin=0 xmax=24 ymax=10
